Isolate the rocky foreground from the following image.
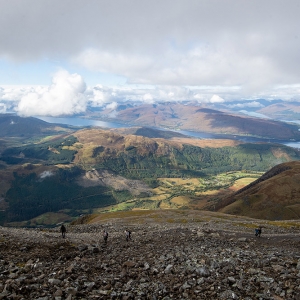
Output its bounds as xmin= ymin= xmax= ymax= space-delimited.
xmin=0 ymin=218 xmax=300 ymax=300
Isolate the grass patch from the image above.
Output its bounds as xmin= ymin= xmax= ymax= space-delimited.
xmin=267 ymin=221 xmax=300 ymax=228
xmin=166 ymin=218 xmax=175 ymax=223
xmin=108 ymin=201 xmax=137 ymax=212
xmin=71 ymin=214 xmax=98 ymax=225
xmin=106 ymin=209 xmax=155 ymax=218
xmin=213 ymin=215 xmax=236 ymax=220
xmin=8 ymin=212 xmax=73 ymax=227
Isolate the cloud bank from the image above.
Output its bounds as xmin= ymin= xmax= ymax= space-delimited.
xmin=1 ymin=1 xmax=300 ymax=116
xmin=0 ymin=0 xmax=300 ymax=98
xmin=1 ymin=70 xmax=300 ymax=118
xmin=16 ymin=70 xmax=87 ymax=116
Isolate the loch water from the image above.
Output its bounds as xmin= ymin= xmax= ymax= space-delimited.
xmin=37 ymin=116 xmax=300 ymax=149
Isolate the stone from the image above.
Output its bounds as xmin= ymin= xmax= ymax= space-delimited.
xmin=238 ymin=237 xmax=247 ymax=242
xmin=48 ymin=278 xmax=62 ymax=285
xmin=77 ymin=245 xmax=88 ymax=252
xmin=0 ymin=218 xmax=299 ymax=299
xmin=123 ymin=261 xmax=135 ymax=268
xmin=164 ymin=264 xmax=173 ymax=274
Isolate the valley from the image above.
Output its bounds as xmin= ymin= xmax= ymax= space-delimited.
xmin=96 ymin=171 xmax=261 ymax=213
xmin=2 ymin=4 xmax=300 ymax=299
xmin=1 ymin=113 xmax=300 ymax=227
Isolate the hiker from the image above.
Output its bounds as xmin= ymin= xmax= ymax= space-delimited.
xmin=103 ymin=230 xmax=108 ymax=244
xmin=125 ymin=229 xmax=131 ymax=242
xmin=257 ymin=226 xmax=262 ymax=237
xmin=255 ymin=226 xmax=262 ymax=237
xmin=60 ymin=224 xmax=66 ymax=238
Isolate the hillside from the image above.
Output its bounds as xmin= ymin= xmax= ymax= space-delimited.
xmin=258 ymin=101 xmax=300 ymax=121
xmin=72 ymin=128 xmax=300 ymax=178
xmin=216 ymin=161 xmax=300 ymax=220
xmin=110 ymin=126 xmax=188 ymax=140
xmin=0 ymin=210 xmax=300 ymax=299
xmin=95 ymin=102 xmax=300 ymax=140
xmin=1 ymin=127 xmax=300 ymax=225
xmin=0 ymin=114 xmax=73 ymax=137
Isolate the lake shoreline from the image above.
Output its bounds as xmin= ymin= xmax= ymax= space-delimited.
xmin=37 ymin=116 xmax=300 ymax=149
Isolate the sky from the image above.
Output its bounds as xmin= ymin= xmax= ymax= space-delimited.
xmin=1 ymin=0 xmax=300 ymax=117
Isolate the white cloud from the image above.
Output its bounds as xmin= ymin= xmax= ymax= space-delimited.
xmin=227 ymin=101 xmax=264 ymax=109
xmin=0 ymin=86 xmax=35 ymax=102
xmin=16 ymin=70 xmax=87 ymax=117
xmin=104 ymin=101 xmax=118 ymax=117
xmin=72 ymin=42 xmax=287 ymax=98
xmin=105 ymin=101 xmax=118 ymax=110
xmin=73 ymin=49 xmax=153 ymax=81
xmin=87 ymin=85 xmax=194 ymax=105
xmin=1 ymin=1 xmax=300 ymax=101
xmin=0 ymin=102 xmax=6 ymax=113
xmin=143 ymin=93 xmax=154 ymax=103
xmin=86 ymin=84 xmax=125 ymax=107
xmin=2 ymin=79 xmax=300 ymax=119
xmin=210 ymin=95 xmax=224 ymax=103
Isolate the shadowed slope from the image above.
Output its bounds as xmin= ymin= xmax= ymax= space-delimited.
xmin=0 ymin=114 xmax=72 ymax=137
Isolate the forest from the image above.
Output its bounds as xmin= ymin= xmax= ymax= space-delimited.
xmin=1 ymin=132 xmax=300 ymax=225
xmin=0 ymin=136 xmax=77 ymax=165
xmin=93 ymin=143 xmax=300 ymax=178
xmin=3 ymin=167 xmax=116 ymax=223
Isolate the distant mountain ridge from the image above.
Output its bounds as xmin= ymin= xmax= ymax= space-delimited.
xmin=0 ymin=114 xmax=72 ymax=137
xmin=258 ymin=101 xmax=300 ymax=120
xmin=1 ymin=113 xmax=300 ymax=225
xmin=96 ymin=102 xmax=300 ymax=141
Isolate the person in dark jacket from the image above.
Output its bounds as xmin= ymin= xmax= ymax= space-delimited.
xmin=60 ymin=224 xmax=66 ymax=238
xmin=103 ymin=230 xmax=108 ymax=243
xmin=255 ymin=226 xmax=262 ymax=237
xmin=257 ymin=226 xmax=262 ymax=237
xmin=125 ymin=229 xmax=131 ymax=242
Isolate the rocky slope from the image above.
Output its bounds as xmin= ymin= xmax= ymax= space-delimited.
xmin=0 ymin=213 xmax=300 ymax=299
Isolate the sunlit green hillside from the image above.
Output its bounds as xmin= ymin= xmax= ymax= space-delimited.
xmin=1 ymin=128 xmax=300 ymax=226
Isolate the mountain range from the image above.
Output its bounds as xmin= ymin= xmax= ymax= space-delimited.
xmin=87 ymin=102 xmax=300 ymax=141
xmin=1 ymin=106 xmax=300 ymax=226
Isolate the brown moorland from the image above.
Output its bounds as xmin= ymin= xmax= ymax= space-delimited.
xmin=72 ymin=128 xmax=241 ymax=167
xmin=217 ymin=161 xmax=300 ymax=220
